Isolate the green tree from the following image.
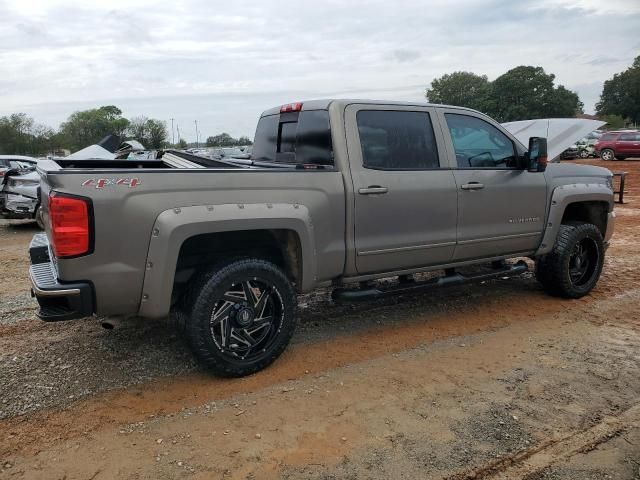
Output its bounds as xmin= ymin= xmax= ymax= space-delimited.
xmin=177 ymin=138 xmax=188 ymax=149
xmin=237 ymin=135 xmax=253 ymax=146
xmin=0 ymin=113 xmax=55 ymax=155
xmin=206 ymin=132 xmax=236 ymax=147
xmin=426 ymin=66 xmax=583 ymax=122
xmin=489 ymin=66 xmax=583 ymax=122
xmin=426 ymin=71 xmax=491 ymax=112
xmin=146 ymin=119 xmax=168 ymax=149
xmin=59 ymin=105 xmax=129 ymax=151
xmin=126 ymin=116 xmax=168 ymax=149
xmin=600 ymin=114 xmax=626 ymax=129
xmin=596 ymin=56 xmax=640 ymax=124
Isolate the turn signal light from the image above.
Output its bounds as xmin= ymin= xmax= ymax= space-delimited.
xmin=49 ymin=192 xmax=92 ymax=258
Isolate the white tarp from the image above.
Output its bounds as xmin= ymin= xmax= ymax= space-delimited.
xmin=65 ymin=144 xmax=114 ymax=160
xmin=502 ymin=118 xmax=605 ymax=161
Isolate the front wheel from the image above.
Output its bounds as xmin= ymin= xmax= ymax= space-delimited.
xmin=536 ymin=222 xmax=604 ymax=298
xmin=185 ymin=258 xmax=297 ymax=377
xmin=579 ymin=150 xmax=590 ymax=159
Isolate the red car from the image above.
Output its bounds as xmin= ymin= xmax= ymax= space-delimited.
xmin=594 ymin=130 xmax=640 ymax=160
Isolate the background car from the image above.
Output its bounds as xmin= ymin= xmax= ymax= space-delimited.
xmin=560 ymin=144 xmax=579 ymax=160
xmin=211 ymin=147 xmax=251 ymax=160
xmin=595 ymin=130 xmax=640 ymax=160
xmin=0 ymin=155 xmax=37 ymax=178
xmin=0 ymin=155 xmax=43 ymax=228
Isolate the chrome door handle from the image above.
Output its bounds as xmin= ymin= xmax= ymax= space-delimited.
xmin=358 ymin=186 xmax=388 ymax=195
xmin=461 ymin=182 xmax=485 ymax=190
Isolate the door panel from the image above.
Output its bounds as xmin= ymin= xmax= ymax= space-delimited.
xmin=437 ymin=108 xmax=547 ymax=260
xmin=353 ymin=169 xmax=458 ymax=273
xmin=345 ymin=104 xmax=458 ymax=274
xmin=452 ymin=169 xmax=547 ymax=259
xmin=617 ymin=134 xmax=640 ymax=156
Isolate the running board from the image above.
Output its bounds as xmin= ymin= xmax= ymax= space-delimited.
xmin=331 ymin=260 xmax=529 ymax=302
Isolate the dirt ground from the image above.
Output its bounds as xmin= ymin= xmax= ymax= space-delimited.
xmin=1 ymin=158 xmax=639 ymax=480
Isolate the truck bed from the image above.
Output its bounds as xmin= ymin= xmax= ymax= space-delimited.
xmin=36 ymin=157 xmax=346 ymax=317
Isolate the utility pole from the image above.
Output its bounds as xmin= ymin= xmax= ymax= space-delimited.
xmin=176 ymin=125 xmax=181 ymax=147
xmin=194 ymin=120 xmax=199 ymax=148
xmin=170 ymin=118 xmax=175 ymax=146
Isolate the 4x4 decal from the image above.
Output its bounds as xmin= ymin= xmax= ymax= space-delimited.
xmin=82 ymin=178 xmax=141 ymax=189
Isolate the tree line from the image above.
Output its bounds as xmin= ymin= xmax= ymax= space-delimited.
xmin=2 ymin=58 xmax=638 ymax=156
xmin=426 ymin=58 xmax=639 ymax=128
xmin=205 ymin=133 xmax=252 ymax=148
xmin=0 ymin=106 xmax=253 ymax=156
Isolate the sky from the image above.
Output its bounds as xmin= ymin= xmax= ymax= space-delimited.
xmin=1 ymin=0 xmax=639 ymax=142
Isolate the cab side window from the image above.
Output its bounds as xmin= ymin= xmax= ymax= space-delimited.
xmin=356 ymin=110 xmax=440 ymax=170
xmin=445 ymin=114 xmax=517 ymax=169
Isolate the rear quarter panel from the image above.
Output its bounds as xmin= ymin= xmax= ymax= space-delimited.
xmin=40 ymin=166 xmax=346 ymax=317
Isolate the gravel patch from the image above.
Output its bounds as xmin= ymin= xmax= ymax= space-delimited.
xmin=0 ymin=293 xmax=37 ymax=325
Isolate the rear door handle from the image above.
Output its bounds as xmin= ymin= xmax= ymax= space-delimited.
xmin=461 ymin=182 xmax=484 ymax=191
xmin=358 ymin=186 xmax=388 ymax=195
xmin=461 ymin=182 xmax=485 ymax=191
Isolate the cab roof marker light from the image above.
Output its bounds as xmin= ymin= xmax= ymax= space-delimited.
xmin=280 ymin=102 xmax=303 ymax=113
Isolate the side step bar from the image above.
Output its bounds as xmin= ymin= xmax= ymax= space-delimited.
xmin=332 ymin=260 xmax=529 ymax=302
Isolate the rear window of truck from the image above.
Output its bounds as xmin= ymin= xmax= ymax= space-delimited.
xmin=252 ymin=110 xmax=333 ymax=166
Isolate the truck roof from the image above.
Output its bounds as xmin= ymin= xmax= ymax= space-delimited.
xmin=259 ymin=99 xmax=480 ymax=117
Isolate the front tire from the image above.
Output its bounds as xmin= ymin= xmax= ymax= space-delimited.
xmin=600 ymin=149 xmax=614 ymax=161
xmin=536 ymin=222 xmax=604 ymax=298
xmin=185 ymin=258 xmax=297 ymax=377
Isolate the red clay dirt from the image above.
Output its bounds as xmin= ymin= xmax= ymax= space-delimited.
xmin=0 ymin=158 xmax=639 ymax=479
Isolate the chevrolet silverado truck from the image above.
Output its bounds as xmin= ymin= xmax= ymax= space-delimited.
xmin=29 ymin=100 xmax=615 ymax=377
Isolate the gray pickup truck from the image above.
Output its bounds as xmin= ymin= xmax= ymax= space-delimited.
xmin=29 ymin=99 xmax=615 ymax=376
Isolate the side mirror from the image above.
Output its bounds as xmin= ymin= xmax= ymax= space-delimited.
xmin=527 ymin=137 xmax=548 ymax=172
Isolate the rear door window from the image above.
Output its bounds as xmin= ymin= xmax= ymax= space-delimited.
xmin=619 ymin=133 xmax=639 ymax=141
xmin=356 ymin=110 xmax=440 ymax=170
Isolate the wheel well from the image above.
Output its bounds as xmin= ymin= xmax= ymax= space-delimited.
xmin=171 ymin=229 xmax=303 ymax=306
xmin=561 ymin=201 xmax=608 ymax=236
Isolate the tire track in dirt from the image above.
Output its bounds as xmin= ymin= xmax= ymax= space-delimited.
xmin=450 ymin=403 xmax=640 ymax=480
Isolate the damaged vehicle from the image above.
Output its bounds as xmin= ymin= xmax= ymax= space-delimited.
xmin=0 ymin=155 xmax=44 ymax=228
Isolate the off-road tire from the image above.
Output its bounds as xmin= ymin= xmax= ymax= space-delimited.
xmin=600 ymin=149 xmax=614 ymax=161
xmin=536 ymin=222 xmax=604 ymax=298
xmin=185 ymin=258 xmax=297 ymax=377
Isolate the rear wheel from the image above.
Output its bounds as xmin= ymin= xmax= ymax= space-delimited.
xmin=185 ymin=258 xmax=297 ymax=377
xmin=34 ymin=205 xmax=45 ymax=229
xmin=536 ymin=222 xmax=604 ymax=298
xmin=579 ymin=149 xmax=590 ymax=159
xmin=600 ymin=149 xmax=614 ymax=161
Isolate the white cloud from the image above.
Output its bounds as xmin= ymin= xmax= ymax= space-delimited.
xmin=0 ymin=0 xmax=638 ymax=139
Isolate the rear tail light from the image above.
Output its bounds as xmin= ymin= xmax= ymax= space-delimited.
xmin=48 ymin=192 xmax=92 ymax=258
